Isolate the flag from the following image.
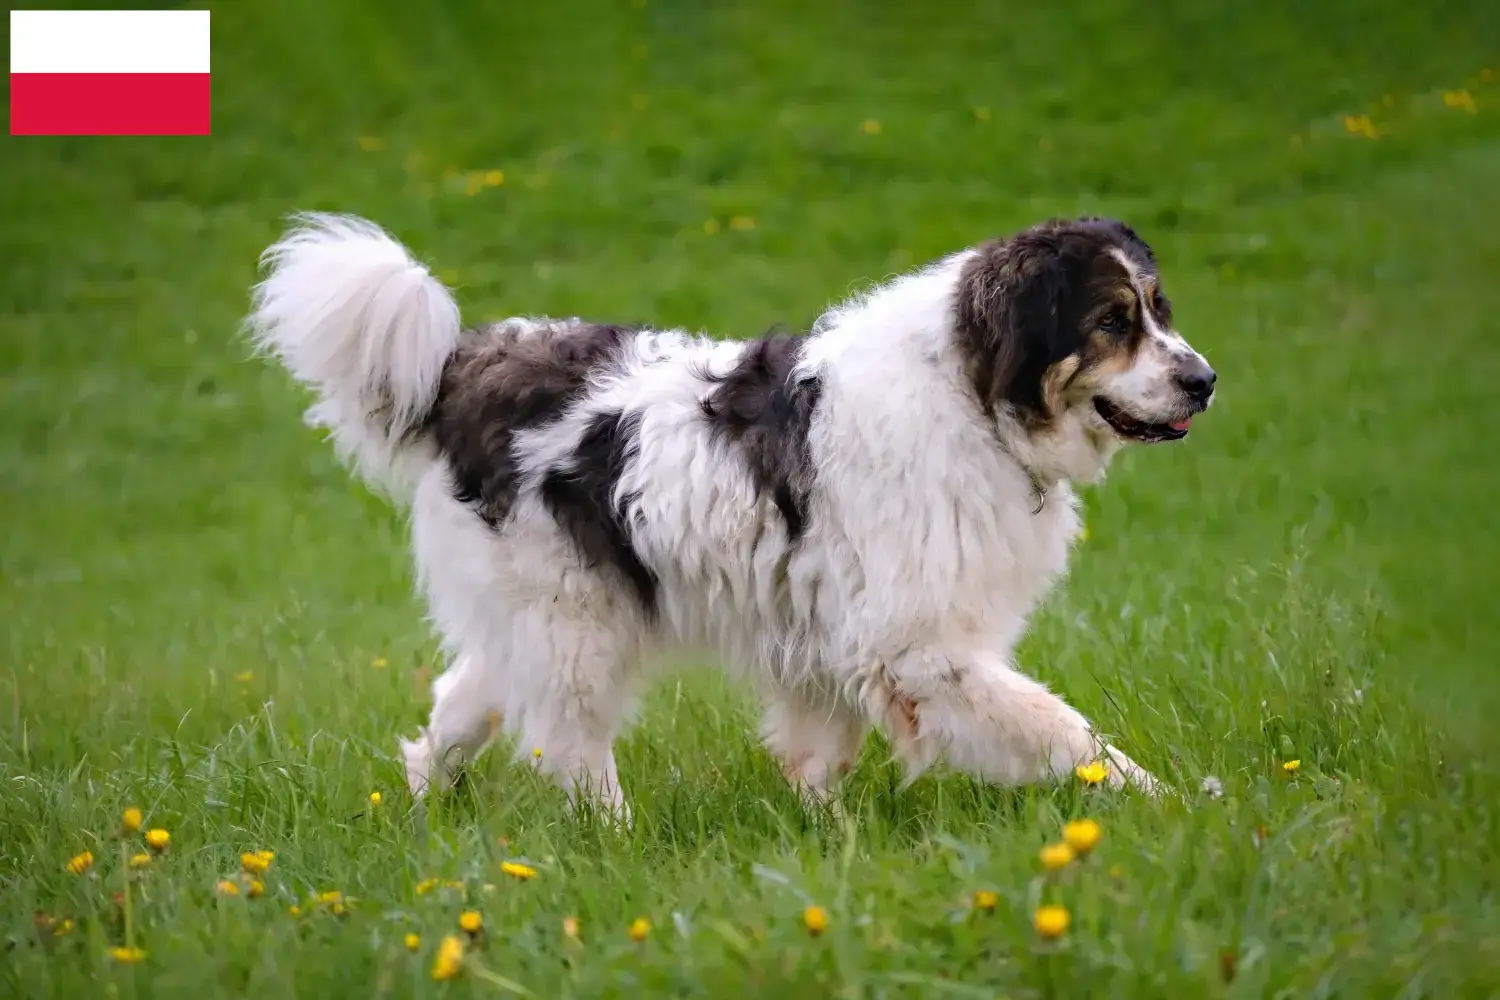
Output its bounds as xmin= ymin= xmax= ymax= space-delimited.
xmin=9 ymin=9 xmax=211 ymax=136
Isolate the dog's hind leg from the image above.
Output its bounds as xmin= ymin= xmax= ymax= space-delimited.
xmin=401 ymin=652 xmax=502 ymax=796
xmin=507 ymin=605 xmax=643 ymax=823
xmin=402 ymin=612 xmax=643 ymax=821
xmin=406 ymin=463 xmax=647 ymax=819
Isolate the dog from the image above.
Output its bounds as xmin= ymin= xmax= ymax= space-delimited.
xmin=248 ymin=213 xmax=1215 ymax=815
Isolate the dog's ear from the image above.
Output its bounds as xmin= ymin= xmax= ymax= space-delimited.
xmin=954 ymin=232 xmax=1066 ymax=423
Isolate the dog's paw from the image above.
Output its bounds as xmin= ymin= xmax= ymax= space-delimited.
xmin=1102 ymin=744 xmax=1162 ymax=796
xmin=400 ymin=734 xmax=435 ymax=797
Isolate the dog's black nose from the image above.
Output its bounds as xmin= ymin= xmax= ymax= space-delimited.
xmin=1176 ymin=360 xmax=1216 ymax=400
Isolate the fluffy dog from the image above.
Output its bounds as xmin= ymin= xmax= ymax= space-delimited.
xmin=248 ymin=213 xmax=1215 ymax=814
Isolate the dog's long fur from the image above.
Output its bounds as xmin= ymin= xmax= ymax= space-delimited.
xmin=248 ymin=213 xmax=1215 ymax=813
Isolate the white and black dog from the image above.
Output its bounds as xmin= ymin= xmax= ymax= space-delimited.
xmin=248 ymin=213 xmax=1214 ymax=815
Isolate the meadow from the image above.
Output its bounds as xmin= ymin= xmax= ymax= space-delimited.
xmin=3 ymin=0 xmax=1499 ymax=996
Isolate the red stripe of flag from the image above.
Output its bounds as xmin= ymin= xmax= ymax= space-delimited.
xmin=9 ymin=73 xmax=210 ymax=136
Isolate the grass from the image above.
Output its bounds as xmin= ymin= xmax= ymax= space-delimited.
xmin=3 ymin=0 xmax=1500 ymax=995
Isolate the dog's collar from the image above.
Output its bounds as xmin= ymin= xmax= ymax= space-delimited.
xmin=987 ymin=413 xmax=1053 ymax=515
xmin=996 ymin=439 xmax=1051 ymax=514
xmin=1025 ymin=470 xmax=1048 ymax=515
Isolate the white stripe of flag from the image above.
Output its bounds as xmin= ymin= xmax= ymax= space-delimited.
xmin=9 ymin=9 xmax=212 ymax=135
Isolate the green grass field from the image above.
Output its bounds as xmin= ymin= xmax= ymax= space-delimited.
xmin=4 ymin=1 xmax=1500 ymax=995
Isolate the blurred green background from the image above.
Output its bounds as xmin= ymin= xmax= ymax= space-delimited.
xmin=3 ymin=1 xmax=1499 ymax=996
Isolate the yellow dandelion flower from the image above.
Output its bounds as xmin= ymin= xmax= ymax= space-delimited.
xmin=405 ymin=932 xmax=421 ymax=951
xmin=331 ymin=902 xmax=347 ymax=916
xmin=703 ymin=218 xmax=721 ymax=235
xmin=256 ymin=850 xmax=274 ymax=866
xmin=129 ymin=853 xmax=151 ymax=870
xmin=973 ymin=889 xmax=998 ymax=912
xmin=289 ymin=905 xmax=302 ymax=916
xmin=372 ymin=656 xmax=388 ymax=668
xmin=628 ymin=917 xmax=651 ymax=942
xmin=241 ymin=851 xmax=270 ymax=874
xmin=369 ymin=791 xmax=382 ymax=806
xmin=55 ymin=918 xmax=75 ymax=935
xmin=1039 ymin=842 xmax=1076 ymax=871
xmin=562 ymin=916 xmax=580 ymax=939
xmin=108 ymin=946 xmax=148 ymax=963
xmin=803 ymin=905 xmax=828 ymax=936
xmin=1075 ymin=760 xmax=1108 ymax=785
xmin=1442 ymin=90 xmax=1478 ymax=114
xmin=459 ymin=910 xmax=483 ymax=935
xmin=1282 ymin=759 xmax=1301 ymax=774
xmin=247 ymin=880 xmax=264 ymax=898
xmin=318 ymin=890 xmax=343 ymax=906
xmin=484 ymin=170 xmax=504 ymax=187
xmin=234 ymin=671 xmax=254 ymax=683
xmin=357 ymin=136 xmax=384 ymax=152
xmin=1033 ymin=904 xmax=1070 ymax=939
xmin=532 ymin=747 xmax=543 ymax=759
xmin=861 ymin=118 xmax=881 ymax=135
xmin=216 ymin=879 xmax=240 ymax=896
xmin=415 ymin=877 xmax=439 ymax=895
xmin=1062 ymin=818 xmax=1102 ymax=856
xmin=122 ymin=807 xmax=143 ymax=833
xmin=65 ymin=851 xmax=94 ymax=875
xmin=972 ymin=106 xmax=991 ymax=122
xmin=500 ymin=861 xmax=537 ymax=881
xmin=431 ymin=935 xmax=464 ymax=980
xmin=144 ymin=829 xmax=170 ymax=851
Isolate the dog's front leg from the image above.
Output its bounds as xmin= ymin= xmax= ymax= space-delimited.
xmin=867 ymin=647 xmax=1160 ymax=794
xmin=759 ymin=681 xmax=867 ymax=811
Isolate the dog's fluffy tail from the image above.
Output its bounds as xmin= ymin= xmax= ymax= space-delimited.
xmin=248 ymin=213 xmax=460 ymax=490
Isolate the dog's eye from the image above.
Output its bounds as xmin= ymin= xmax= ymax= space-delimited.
xmin=1099 ymin=311 xmax=1128 ymax=334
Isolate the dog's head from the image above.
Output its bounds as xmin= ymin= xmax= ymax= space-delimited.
xmin=955 ymin=218 xmax=1215 ymax=458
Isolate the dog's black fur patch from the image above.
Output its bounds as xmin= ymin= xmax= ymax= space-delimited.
xmin=954 ymin=217 xmax=1157 ymax=425
xmin=699 ymin=333 xmax=822 ymax=541
xmin=540 ymin=410 xmax=658 ymax=616
xmin=430 ymin=321 xmax=633 ymax=527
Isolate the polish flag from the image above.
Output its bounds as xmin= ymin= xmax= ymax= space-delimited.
xmin=9 ymin=10 xmax=211 ymax=136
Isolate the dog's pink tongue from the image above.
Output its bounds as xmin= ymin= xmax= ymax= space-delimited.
xmin=1169 ymin=417 xmax=1193 ymax=431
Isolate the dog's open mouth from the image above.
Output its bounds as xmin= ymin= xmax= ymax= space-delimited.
xmin=1093 ymin=397 xmax=1192 ymax=443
